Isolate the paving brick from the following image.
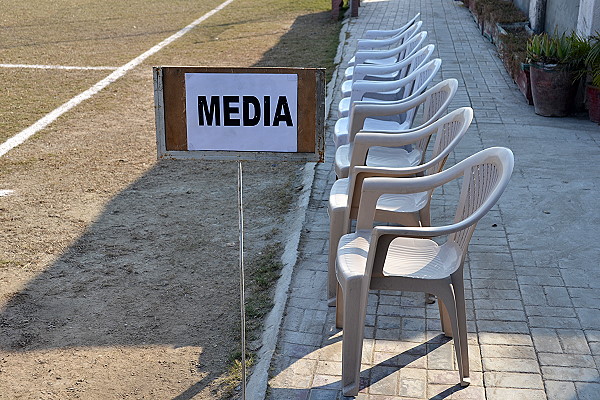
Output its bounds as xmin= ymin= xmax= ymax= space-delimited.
xmin=480 ymin=344 xmax=537 ymax=359
xmin=368 ymin=367 xmax=399 ymax=396
xmin=575 ymin=382 xmax=600 ymax=400
xmin=557 ymin=329 xmax=592 ymax=354
xmin=266 ymin=1 xmax=600 ymax=398
xmin=307 ymin=388 xmax=340 ymax=400
xmin=398 ymin=375 xmax=426 ymax=398
xmin=538 ymin=352 xmax=596 ymax=368
xmin=541 ymin=366 xmax=600 ymax=382
xmin=482 ymin=357 xmax=540 ymax=373
xmin=576 ymin=308 xmax=600 ymax=330
xmin=474 ymin=299 xmax=524 ymax=310
xmin=476 ymin=309 xmax=526 ymax=321
xmin=477 ymin=320 xmax=530 ymax=334
xmin=525 ymin=306 xmax=577 ymax=318
xmin=485 ymin=388 xmax=546 ymax=400
xmin=530 ymin=328 xmax=562 ymax=353
xmin=478 ymin=332 xmax=533 ymax=346
xmin=484 ymin=371 xmax=544 ymax=389
xmin=528 ymin=316 xmax=581 ymax=329
xmin=545 ymin=380 xmax=577 ymax=400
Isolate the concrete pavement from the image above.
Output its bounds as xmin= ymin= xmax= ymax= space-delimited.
xmin=266 ymin=0 xmax=600 ymax=398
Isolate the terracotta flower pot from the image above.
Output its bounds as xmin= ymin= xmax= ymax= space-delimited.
xmin=517 ymin=63 xmax=533 ymax=105
xmin=587 ymin=85 xmax=600 ymax=123
xmin=529 ymin=63 xmax=578 ymax=117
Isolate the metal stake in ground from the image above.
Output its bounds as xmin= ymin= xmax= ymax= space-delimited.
xmin=237 ymin=161 xmax=247 ymax=399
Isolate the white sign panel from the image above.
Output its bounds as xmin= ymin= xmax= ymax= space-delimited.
xmin=185 ymin=73 xmax=298 ymax=152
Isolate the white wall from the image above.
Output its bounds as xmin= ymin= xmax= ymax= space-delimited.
xmin=577 ymin=0 xmax=600 ymax=37
xmin=545 ymin=0 xmax=580 ymax=34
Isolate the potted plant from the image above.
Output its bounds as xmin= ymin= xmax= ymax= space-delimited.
xmin=497 ymin=24 xmax=532 ymax=104
xmin=584 ymin=34 xmax=600 ymax=122
xmin=526 ymin=32 xmax=589 ymax=116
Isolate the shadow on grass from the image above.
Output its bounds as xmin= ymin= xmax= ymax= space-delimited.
xmin=270 ymin=333 xmax=470 ymax=399
xmin=253 ymin=10 xmax=341 ymax=81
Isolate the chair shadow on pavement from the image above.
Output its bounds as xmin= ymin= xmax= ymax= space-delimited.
xmin=271 ymin=332 xmax=470 ymax=399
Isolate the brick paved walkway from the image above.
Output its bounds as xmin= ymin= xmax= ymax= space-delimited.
xmin=266 ymin=0 xmax=600 ymax=398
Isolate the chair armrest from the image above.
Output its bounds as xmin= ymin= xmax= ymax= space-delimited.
xmin=373 ymin=225 xmax=460 ymax=239
xmin=349 ymin=78 xmax=408 ymax=103
xmin=352 ymin=54 xmax=416 ymax=81
xmin=350 ymin=164 xmax=429 ymax=179
xmin=353 ymin=46 xmax=400 ymax=64
xmin=347 ymin=96 xmax=425 ymax=138
xmin=357 ymin=36 xmax=400 ymax=50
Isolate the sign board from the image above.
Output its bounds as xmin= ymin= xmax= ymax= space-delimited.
xmin=153 ymin=67 xmax=325 ymax=162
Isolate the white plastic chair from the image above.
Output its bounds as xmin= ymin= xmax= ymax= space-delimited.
xmin=335 ymin=79 xmax=458 ymax=178
xmin=327 ymin=107 xmax=473 ymax=304
xmin=341 ymin=42 xmax=434 ymax=98
xmin=334 ymin=77 xmax=455 ymax=152
xmin=361 ymin=13 xmax=420 ymax=39
xmin=338 ymin=57 xmax=440 ymax=118
xmin=335 ymin=147 xmax=515 ymax=396
xmin=344 ymin=31 xmax=428 ymax=84
xmin=346 ymin=21 xmax=423 ymax=69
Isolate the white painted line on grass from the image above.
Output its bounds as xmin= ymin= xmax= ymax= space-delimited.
xmin=0 ymin=190 xmax=15 ymax=197
xmin=0 ymin=0 xmax=236 ymax=158
xmin=0 ymin=64 xmax=118 ymax=71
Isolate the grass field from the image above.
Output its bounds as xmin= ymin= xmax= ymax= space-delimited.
xmin=0 ymin=0 xmax=341 ymax=398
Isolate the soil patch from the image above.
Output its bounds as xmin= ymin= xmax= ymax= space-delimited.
xmin=0 ymin=0 xmax=340 ymax=398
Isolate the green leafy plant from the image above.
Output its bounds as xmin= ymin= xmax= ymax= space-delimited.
xmin=585 ymin=33 xmax=600 ymax=87
xmin=527 ymin=31 xmax=590 ymax=69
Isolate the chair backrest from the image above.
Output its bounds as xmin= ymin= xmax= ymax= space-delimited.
xmin=352 ymin=37 xmax=432 ymax=83
xmin=357 ymin=20 xmax=423 ymax=51
xmin=349 ymin=57 xmax=440 ymax=107
xmin=449 ymin=148 xmax=514 ymax=255
xmin=346 ymin=107 xmax=473 ymax=216
xmin=394 ymin=29 xmax=427 ymax=71
xmin=363 ymin=13 xmax=421 ymax=39
xmin=354 ymin=148 xmax=514 ymax=247
xmin=353 ymin=22 xmax=423 ymax=65
xmin=422 ymin=107 xmax=474 ymax=176
xmin=400 ymin=58 xmax=442 ymax=123
xmin=402 ymin=43 xmax=435 ymax=81
xmin=348 ymin=78 xmax=458 ymax=142
xmin=412 ymin=78 xmax=459 ymax=131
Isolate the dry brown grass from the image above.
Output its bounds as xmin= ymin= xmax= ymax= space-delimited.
xmin=0 ymin=0 xmax=340 ymax=399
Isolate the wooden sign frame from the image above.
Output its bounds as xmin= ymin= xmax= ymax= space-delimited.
xmin=153 ymin=66 xmax=325 ymax=162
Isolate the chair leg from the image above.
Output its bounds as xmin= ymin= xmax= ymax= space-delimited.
xmin=341 ymin=279 xmax=368 ymax=396
xmin=452 ymin=275 xmax=470 ymax=380
xmin=336 ymin=284 xmax=344 ymax=329
xmin=436 ymin=287 xmax=469 ymax=387
xmin=328 ymin=209 xmax=345 ymax=306
xmin=438 ymin=298 xmax=453 ymax=337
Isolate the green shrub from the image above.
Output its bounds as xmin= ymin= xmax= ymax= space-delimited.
xmin=527 ymin=31 xmax=590 ymax=69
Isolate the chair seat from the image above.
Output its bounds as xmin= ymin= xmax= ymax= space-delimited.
xmin=337 ymin=233 xmax=462 ymax=281
xmin=330 ymin=178 xmax=429 ymax=214
xmin=334 ymin=117 xmax=411 ymax=149
xmin=335 ymin=144 xmax=421 ymax=178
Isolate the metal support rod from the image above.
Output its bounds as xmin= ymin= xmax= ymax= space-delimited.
xmin=237 ymin=161 xmax=247 ymax=399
